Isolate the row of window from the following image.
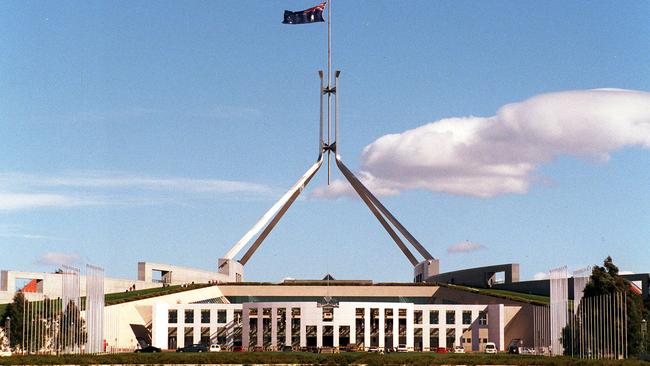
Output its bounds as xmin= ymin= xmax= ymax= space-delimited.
xmin=413 ymin=310 xmax=488 ymax=325
xmin=169 ymin=308 xmax=488 ymax=326
xmin=169 ymin=309 xmax=232 ymax=324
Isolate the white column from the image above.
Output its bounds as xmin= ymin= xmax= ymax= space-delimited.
xmin=317 ymin=325 xmax=323 ymax=348
xmin=378 ymin=308 xmax=385 ymax=348
xmin=271 ymin=306 xmax=277 ymax=349
xmin=285 ymin=307 xmax=291 ymax=347
xmin=242 ymin=307 xmax=249 ymax=349
xmin=226 ymin=309 xmax=234 ymax=348
xmin=364 ymin=307 xmax=370 ymax=350
xmin=151 ymin=303 xmax=169 ymax=349
xmin=334 ymin=324 xmax=339 ymax=348
xmin=300 ymin=309 xmax=307 ymax=348
xmin=350 ymin=308 xmax=356 ymax=345
xmin=392 ymin=307 xmax=399 ymax=348
xmin=406 ymin=307 xmax=414 ymax=349
xmin=257 ymin=306 xmax=263 ymax=348
xmin=422 ymin=309 xmax=430 ymax=351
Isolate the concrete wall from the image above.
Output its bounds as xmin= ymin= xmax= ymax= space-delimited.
xmin=427 ymin=264 xmax=520 ymax=288
xmin=494 ymin=274 xmax=650 ymax=300
xmin=103 ymin=285 xmax=226 ymax=351
xmin=137 ymin=260 xmax=242 ymax=285
xmin=0 ymin=270 xmax=161 ymax=304
xmin=154 ymin=301 xmax=502 ymax=352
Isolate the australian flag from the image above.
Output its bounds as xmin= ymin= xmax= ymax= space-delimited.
xmin=283 ymin=2 xmax=326 ymax=25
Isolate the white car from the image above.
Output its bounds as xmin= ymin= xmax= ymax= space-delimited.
xmin=485 ymin=342 xmax=497 ymax=354
xmin=209 ymin=344 xmax=222 ymax=352
xmin=396 ymin=344 xmax=409 ymax=352
xmin=453 ymin=345 xmax=465 ymax=353
xmin=0 ymin=351 xmax=11 ymax=357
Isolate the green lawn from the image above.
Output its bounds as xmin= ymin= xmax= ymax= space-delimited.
xmin=472 ymin=288 xmax=551 ymax=305
xmin=0 ymin=352 xmax=648 ymax=365
xmin=437 ymin=283 xmax=550 ymax=305
xmin=104 ymin=283 xmax=212 ymax=305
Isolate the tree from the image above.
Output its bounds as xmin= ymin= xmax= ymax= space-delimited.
xmin=563 ymin=256 xmax=647 ymax=356
xmin=57 ymin=300 xmax=86 ymax=352
xmin=0 ymin=292 xmax=25 ymax=350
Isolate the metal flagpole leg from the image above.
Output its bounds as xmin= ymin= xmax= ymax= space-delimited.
xmin=335 ymin=157 xmax=418 ymax=265
xmin=239 ymin=155 xmax=324 ymax=265
xmin=335 ymin=157 xmax=431 ymax=262
xmin=225 ymin=154 xmax=324 ymax=262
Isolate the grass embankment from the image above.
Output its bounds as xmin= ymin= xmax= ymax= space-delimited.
xmin=104 ymin=283 xmax=213 ymax=305
xmin=1 ymin=352 xmax=648 ymax=365
xmin=438 ymin=283 xmax=551 ymax=305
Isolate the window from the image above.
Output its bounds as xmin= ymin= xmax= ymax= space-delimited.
xmin=168 ymin=309 xmax=178 ymax=323
xmin=429 ymin=310 xmax=439 ymax=324
xmin=292 ymin=307 xmax=301 ymax=317
xmin=201 ymin=309 xmax=210 ymax=323
xmin=234 ymin=309 xmax=242 ymax=323
xmin=168 ymin=327 xmax=177 ymax=349
xmin=185 ymin=309 xmax=194 ymax=323
xmin=462 ymin=310 xmax=472 ymax=325
xmin=184 ymin=327 xmax=193 ymax=346
xmin=200 ymin=327 xmax=210 ymax=345
xmin=322 ymin=307 xmax=334 ymax=321
xmin=445 ymin=328 xmax=455 ymax=348
xmin=446 ymin=310 xmax=455 ymax=324
xmin=217 ymin=309 xmax=227 ymax=323
xmin=478 ymin=311 xmax=488 ymax=326
xmin=429 ymin=328 xmax=439 ymax=349
xmin=414 ymin=310 xmax=422 ymax=324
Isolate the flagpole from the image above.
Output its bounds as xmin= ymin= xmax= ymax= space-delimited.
xmin=326 ymin=0 xmax=332 ymax=184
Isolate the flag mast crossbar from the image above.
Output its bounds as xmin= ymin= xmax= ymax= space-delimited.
xmin=222 ymin=0 xmax=436 ymax=277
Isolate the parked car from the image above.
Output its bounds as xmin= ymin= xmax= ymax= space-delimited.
xmin=209 ymin=344 xmax=221 ymax=352
xmin=522 ymin=347 xmax=536 ymax=355
xmin=0 ymin=351 xmax=12 ymax=357
xmin=232 ymin=345 xmax=244 ymax=352
xmin=435 ymin=347 xmax=448 ymax=353
xmin=485 ymin=342 xmax=497 ymax=354
xmin=367 ymin=345 xmax=381 ymax=353
xmin=453 ymin=345 xmax=465 ymax=353
xmin=396 ymin=344 xmax=409 ymax=352
xmin=281 ymin=345 xmax=293 ymax=352
xmin=176 ymin=343 xmax=209 ymax=352
xmin=508 ymin=338 xmax=523 ymax=354
xmin=135 ymin=345 xmax=161 ymax=353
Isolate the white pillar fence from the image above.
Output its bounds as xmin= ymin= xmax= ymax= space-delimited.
xmin=17 ymin=263 xmax=105 ymax=355
xmin=549 ymin=266 xmax=568 ymax=356
xmin=539 ymin=265 xmax=629 ymax=359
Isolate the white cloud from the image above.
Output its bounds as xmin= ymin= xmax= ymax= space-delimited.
xmin=0 ymin=172 xmax=270 ymax=194
xmin=0 ymin=192 xmax=102 ymax=210
xmin=447 ymin=241 xmax=487 ymax=254
xmin=35 ymin=252 xmax=81 ymax=267
xmin=313 ymin=89 xmax=650 ymax=198
xmin=533 ymin=272 xmax=549 ymax=280
xmin=0 ymin=172 xmax=272 ymax=211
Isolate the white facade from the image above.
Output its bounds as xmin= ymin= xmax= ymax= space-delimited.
xmin=152 ymin=301 xmax=505 ymax=352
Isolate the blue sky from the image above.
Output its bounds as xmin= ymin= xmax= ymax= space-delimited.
xmin=1 ymin=1 xmax=649 ymax=283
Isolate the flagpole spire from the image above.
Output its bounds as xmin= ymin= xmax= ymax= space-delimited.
xmin=326 ymin=0 xmax=332 ymax=184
